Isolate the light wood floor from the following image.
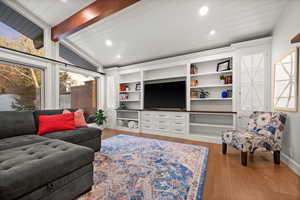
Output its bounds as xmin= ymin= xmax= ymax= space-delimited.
xmin=101 ymin=129 xmax=300 ymax=200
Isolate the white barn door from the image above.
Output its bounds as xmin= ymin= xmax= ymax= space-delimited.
xmin=237 ymin=47 xmax=270 ymax=129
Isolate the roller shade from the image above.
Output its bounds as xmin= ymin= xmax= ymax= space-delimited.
xmin=59 ymin=44 xmax=98 ymax=72
xmin=0 ymin=2 xmax=44 ymax=49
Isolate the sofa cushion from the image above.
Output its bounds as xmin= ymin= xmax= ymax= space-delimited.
xmin=37 ymin=113 xmax=76 ymax=136
xmin=0 ymin=135 xmax=50 ymax=151
xmin=0 ymin=111 xmax=36 ymax=139
xmin=63 ymin=109 xmax=87 ymax=127
xmin=42 ymin=127 xmax=100 ymax=144
xmin=0 ymin=139 xmax=94 ymax=200
xmin=33 ymin=109 xmax=63 ymax=130
xmin=34 ymin=109 xmax=93 ymax=129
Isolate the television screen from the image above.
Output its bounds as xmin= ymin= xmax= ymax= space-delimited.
xmin=144 ymin=81 xmax=186 ymax=109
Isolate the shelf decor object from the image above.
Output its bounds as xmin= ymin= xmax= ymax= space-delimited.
xmin=120 ymin=84 xmax=127 ymax=91
xmin=135 ymin=83 xmax=141 ymax=91
xmin=191 ymin=64 xmax=198 ymax=74
xmin=216 ymin=60 xmax=231 ymax=72
xmin=199 ymin=89 xmax=209 ymax=98
xmin=273 ymin=47 xmax=298 ymax=112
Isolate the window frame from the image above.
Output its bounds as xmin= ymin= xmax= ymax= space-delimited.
xmin=58 ymin=66 xmax=103 ymax=111
xmin=0 ymin=59 xmax=45 ymax=111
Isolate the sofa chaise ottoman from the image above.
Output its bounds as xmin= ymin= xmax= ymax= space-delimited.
xmin=0 ymin=139 xmax=94 ymax=200
xmin=0 ymin=109 xmax=102 ymax=200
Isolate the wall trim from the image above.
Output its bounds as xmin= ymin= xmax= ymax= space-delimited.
xmin=281 ymin=152 xmax=300 ymax=176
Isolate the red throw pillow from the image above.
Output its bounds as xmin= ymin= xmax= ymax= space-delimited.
xmin=63 ymin=109 xmax=87 ymax=127
xmin=37 ymin=113 xmax=75 ymax=136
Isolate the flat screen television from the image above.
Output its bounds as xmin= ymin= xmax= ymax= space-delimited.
xmin=144 ymin=81 xmax=186 ymax=109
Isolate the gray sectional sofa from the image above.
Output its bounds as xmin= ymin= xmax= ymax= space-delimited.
xmin=0 ymin=109 xmax=102 ymax=200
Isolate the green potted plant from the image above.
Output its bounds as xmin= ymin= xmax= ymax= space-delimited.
xmin=95 ymin=109 xmax=107 ymax=129
xmin=220 ymin=75 xmax=225 ymax=84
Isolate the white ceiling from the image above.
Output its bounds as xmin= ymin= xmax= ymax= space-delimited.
xmin=16 ymin=0 xmax=288 ymax=67
xmin=67 ymin=0 xmax=288 ymax=67
xmin=15 ymin=0 xmax=95 ymax=26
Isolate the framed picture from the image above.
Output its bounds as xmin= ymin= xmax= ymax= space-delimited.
xmin=217 ymin=60 xmax=231 ymax=72
xmin=273 ymin=47 xmax=299 ymax=112
xmin=135 ymin=83 xmax=141 ymax=91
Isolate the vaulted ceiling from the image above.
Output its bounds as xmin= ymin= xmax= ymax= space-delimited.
xmin=15 ymin=0 xmax=288 ymax=67
xmin=15 ymin=0 xmax=96 ymax=26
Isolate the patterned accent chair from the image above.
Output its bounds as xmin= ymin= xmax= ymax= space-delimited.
xmin=221 ymin=112 xmax=287 ymax=166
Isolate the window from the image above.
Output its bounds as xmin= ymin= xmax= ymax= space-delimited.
xmin=0 ymin=62 xmax=43 ymax=111
xmin=59 ymin=71 xmax=97 ymax=116
xmin=0 ymin=2 xmax=44 ymax=56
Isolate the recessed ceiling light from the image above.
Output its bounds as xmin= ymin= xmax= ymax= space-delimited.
xmin=116 ymin=54 xmax=121 ymax=59
xmin=199 ymin=6 xmax=209 ymax=16
xmin=209 ymin=30 xmax=216 ymax=35
xmin=61 ymin=0 xmax=68 ymax=3
xmin=105 ymin=40 xmax=112 ymax=47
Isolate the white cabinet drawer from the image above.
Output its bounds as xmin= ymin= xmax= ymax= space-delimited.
xmin=171 ymin=127 xmax=185 ymax=134
xmin=143 ymin=118 xmax=153 ymax=123
xmin=171 ymin=120 xmax=185 ymax=127
xmin=171 ymin=113 xmax=186 ymax=120
xmin=156 ymin=125 xmax=169 ymax=131
xmin=142 ymin=112 xmax=154 ymax=118
xmin=156 ymin=113 xmax=170 ymax=119
xmin=156 ymin=119 xmax=170 ymax=125
xmin=142 ymin=124 xmax=153 ymax=130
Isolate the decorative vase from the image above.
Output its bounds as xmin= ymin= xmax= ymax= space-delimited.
xmin=221 ymin=91 xmax=228 ymax=98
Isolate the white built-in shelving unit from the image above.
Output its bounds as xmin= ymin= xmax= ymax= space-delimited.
xmin=107 ymin=38 xmax=271 ymax=144
xmin=186 ymin=56 xmax=236 ymax=142
xmin=116 ymin=70 xmax=142 ymax=132
xmin=114 ymin=57 xmax=236 ymax=143
xmin=188 ymin=57 xmax=234 ymax=111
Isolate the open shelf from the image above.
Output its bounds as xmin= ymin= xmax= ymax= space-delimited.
xmin=191 ymin=84 xmax=232 ymax=89
xmin=190 ymin=70 xmax=232 ymax=77
xmin=191 ymin=98 xmax=232 ymax=101
xmin=190 ymin=122 xmax=233 ymax=129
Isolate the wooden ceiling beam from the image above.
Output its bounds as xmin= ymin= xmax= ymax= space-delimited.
xmin=291 ymin=33 xmax=300 ymax=44
xmin=51 ymin=0 xmax=140 ymax=42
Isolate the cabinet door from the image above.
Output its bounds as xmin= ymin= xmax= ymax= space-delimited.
xmin=237 ymin=48 xmax=270 ymax=129
xmin=106 ymin=74 xmax=118 ymax=128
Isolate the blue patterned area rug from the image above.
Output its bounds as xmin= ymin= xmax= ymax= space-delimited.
xmin=78 ymin=134 xmax=208 ymax=200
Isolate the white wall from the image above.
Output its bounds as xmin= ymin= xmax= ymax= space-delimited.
xmin=272 ymin=1 xmax=300 ymax=170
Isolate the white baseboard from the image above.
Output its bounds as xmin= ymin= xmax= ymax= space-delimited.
xmin=281 ymin=153 xmax=300 ymax=176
